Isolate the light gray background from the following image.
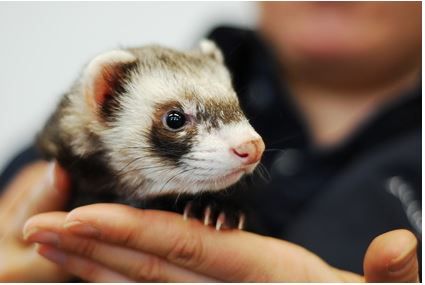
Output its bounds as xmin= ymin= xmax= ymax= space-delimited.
xmin=0 ymin=2 xmax=257 ymax=172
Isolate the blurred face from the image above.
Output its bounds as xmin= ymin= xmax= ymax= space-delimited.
xmin=259 ymin=2 xmax=421 ymax=84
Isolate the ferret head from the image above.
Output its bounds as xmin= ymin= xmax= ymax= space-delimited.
xmin=61 ymin=40 xmax=264 ymax=198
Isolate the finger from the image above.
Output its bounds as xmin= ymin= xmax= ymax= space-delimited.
xmin=364 ymin=229 xmax=419 ymax=282
xmin=0 ymin=161 xmax=49 ymax=214
xmin=57 ymin=237 xmax=218 ymax=282
xmin=59 ymin=204 xmax=338 ymax=282
xmin=24 ymin=212 xmax=217 ymax=282
xmin=37 ymin=244 xmax=134 ymax=282
xmin=23 ymin=211 xmax=69 ymax=240
xmin=23 ymin=161 xmax=70 ymax=214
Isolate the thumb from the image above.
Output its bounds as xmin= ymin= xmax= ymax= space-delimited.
xmin=27 ymin=161 xmax=70 ymax=214
xmin=364 ymin=229 xmax=419 ymax=282
xmin=3 ymin=161 xmax=70 ymax=236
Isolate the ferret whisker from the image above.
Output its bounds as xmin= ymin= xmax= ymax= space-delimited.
xmin=253 ymin=163 xmax=272 ymax=184
xmin=116 ymin=161 xmax=169 ymax=177
xmin=237 ymin=175 xmax=249 ymax=188
xmin=115 ymin=165 xmax=169 ymax=179
xmin=173 ymin=192 xmax=183 ymax=207
xmin=180 ymin=165 xmax=237 ymax=175
xmin=264 ymin=148 xmax=288 ymax=153
xmin=261 ymin=163 xmax=272 ymax=182
xmin=158 ymin=167 xmax=195 ymax=194
xmin=127 ymin=165 xmax=182 ymax=199
xmin=248 ymin=171 xmax=257 ymax=185
xmin=116 ymin=156 xmax=148 ymax=174
xmin=180 ymin=157 xmax=216 ymax=163
xmin=201 ymin=165 xmax=240 ymax=172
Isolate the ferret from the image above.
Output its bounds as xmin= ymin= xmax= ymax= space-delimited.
xmin=37 ymin=40 xmax=265 ymax=229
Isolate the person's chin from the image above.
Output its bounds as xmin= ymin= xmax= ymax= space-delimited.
xmin=284 ymin=33 xmax=372 ymax=65
xmin=280 ymin=19 xmax=375 ymax=63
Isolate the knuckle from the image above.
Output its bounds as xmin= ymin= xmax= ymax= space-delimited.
xmin=117 ymin=225 xmax=140 ymax=248
xmin=72 ymin=238 xmax=97 ymax=258
xmin=167 ymin=231 xmax=204 ymax=267
xmin=132 ymin=255 xmax=163 ymax=282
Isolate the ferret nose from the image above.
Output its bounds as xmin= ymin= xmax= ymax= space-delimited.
xmin=231 ymin=138 xmax=265 ymax=165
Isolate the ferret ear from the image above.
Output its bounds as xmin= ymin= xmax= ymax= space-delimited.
xmin=199 ymin=39 xmax=224 ymax=63
xmin=82 ymin=50 xmax=138 ymax=114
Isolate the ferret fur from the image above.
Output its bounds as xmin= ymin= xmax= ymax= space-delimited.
xmin=37 ymin=40 xmax=262 ymax=208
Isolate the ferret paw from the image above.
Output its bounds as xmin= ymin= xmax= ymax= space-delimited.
xmin=182 ymin=201 xmax=245 ymax=230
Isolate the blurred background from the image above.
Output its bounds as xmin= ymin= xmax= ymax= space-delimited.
xmin=0 ymin=2 xmax=257 ymax=172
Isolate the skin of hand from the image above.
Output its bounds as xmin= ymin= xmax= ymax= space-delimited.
xmin=0 ymin=161 xmax=71 ymax=282
xmin=21 ymin=167 xmax=419 ymax=282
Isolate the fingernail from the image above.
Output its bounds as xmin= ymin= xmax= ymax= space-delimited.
xmin=64 ymin=221 xmax=100 ymax=238
xmin=46 ymin=161 xmax=56 ymax=188
xmin=23 ymin=224 xmax=36 ymax=240
xmin=47 ymin=161 xmax=69 ymax=193
xmin=388 ymin=247 xmax=417 ymax=273
xmin=26 ymin=230 xmax=60 ymax=246
xmin=38 ymin=245 xmax=67 ymax=265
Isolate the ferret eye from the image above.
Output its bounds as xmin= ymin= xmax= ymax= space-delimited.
xmin=163 ymin=110 xmax=186 ymax=131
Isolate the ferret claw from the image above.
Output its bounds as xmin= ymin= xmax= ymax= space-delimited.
xmin=181 ymin=201 xmax=244 ymax=230
xmin=183 ymin=202 xmax=192 ymax=220
xmin=215 ymin=212 xmax=226 ymax=231
xmin=238 ymin=213 xmax=245 ymax=230
xmin=203 ymin=206 xmax=211 ymax=226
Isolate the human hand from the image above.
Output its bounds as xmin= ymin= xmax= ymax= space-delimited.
xmin=0 ymin=161 xmax=71 ymax=282
xmin=23 ymin=203 xmax=419 ymax=282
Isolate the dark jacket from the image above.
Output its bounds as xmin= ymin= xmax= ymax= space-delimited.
xmin=0 ymin=26 xmax=421 ymax=274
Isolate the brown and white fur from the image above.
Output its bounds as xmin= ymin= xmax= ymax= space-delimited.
xmin=37 ymin=40 xmax=264 ymax=228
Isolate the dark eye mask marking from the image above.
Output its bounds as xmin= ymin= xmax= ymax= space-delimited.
xmin=148 ymin=94 xmax=245 ymax=165
xmin=148 ymin=101 xmax=197 ymax=164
